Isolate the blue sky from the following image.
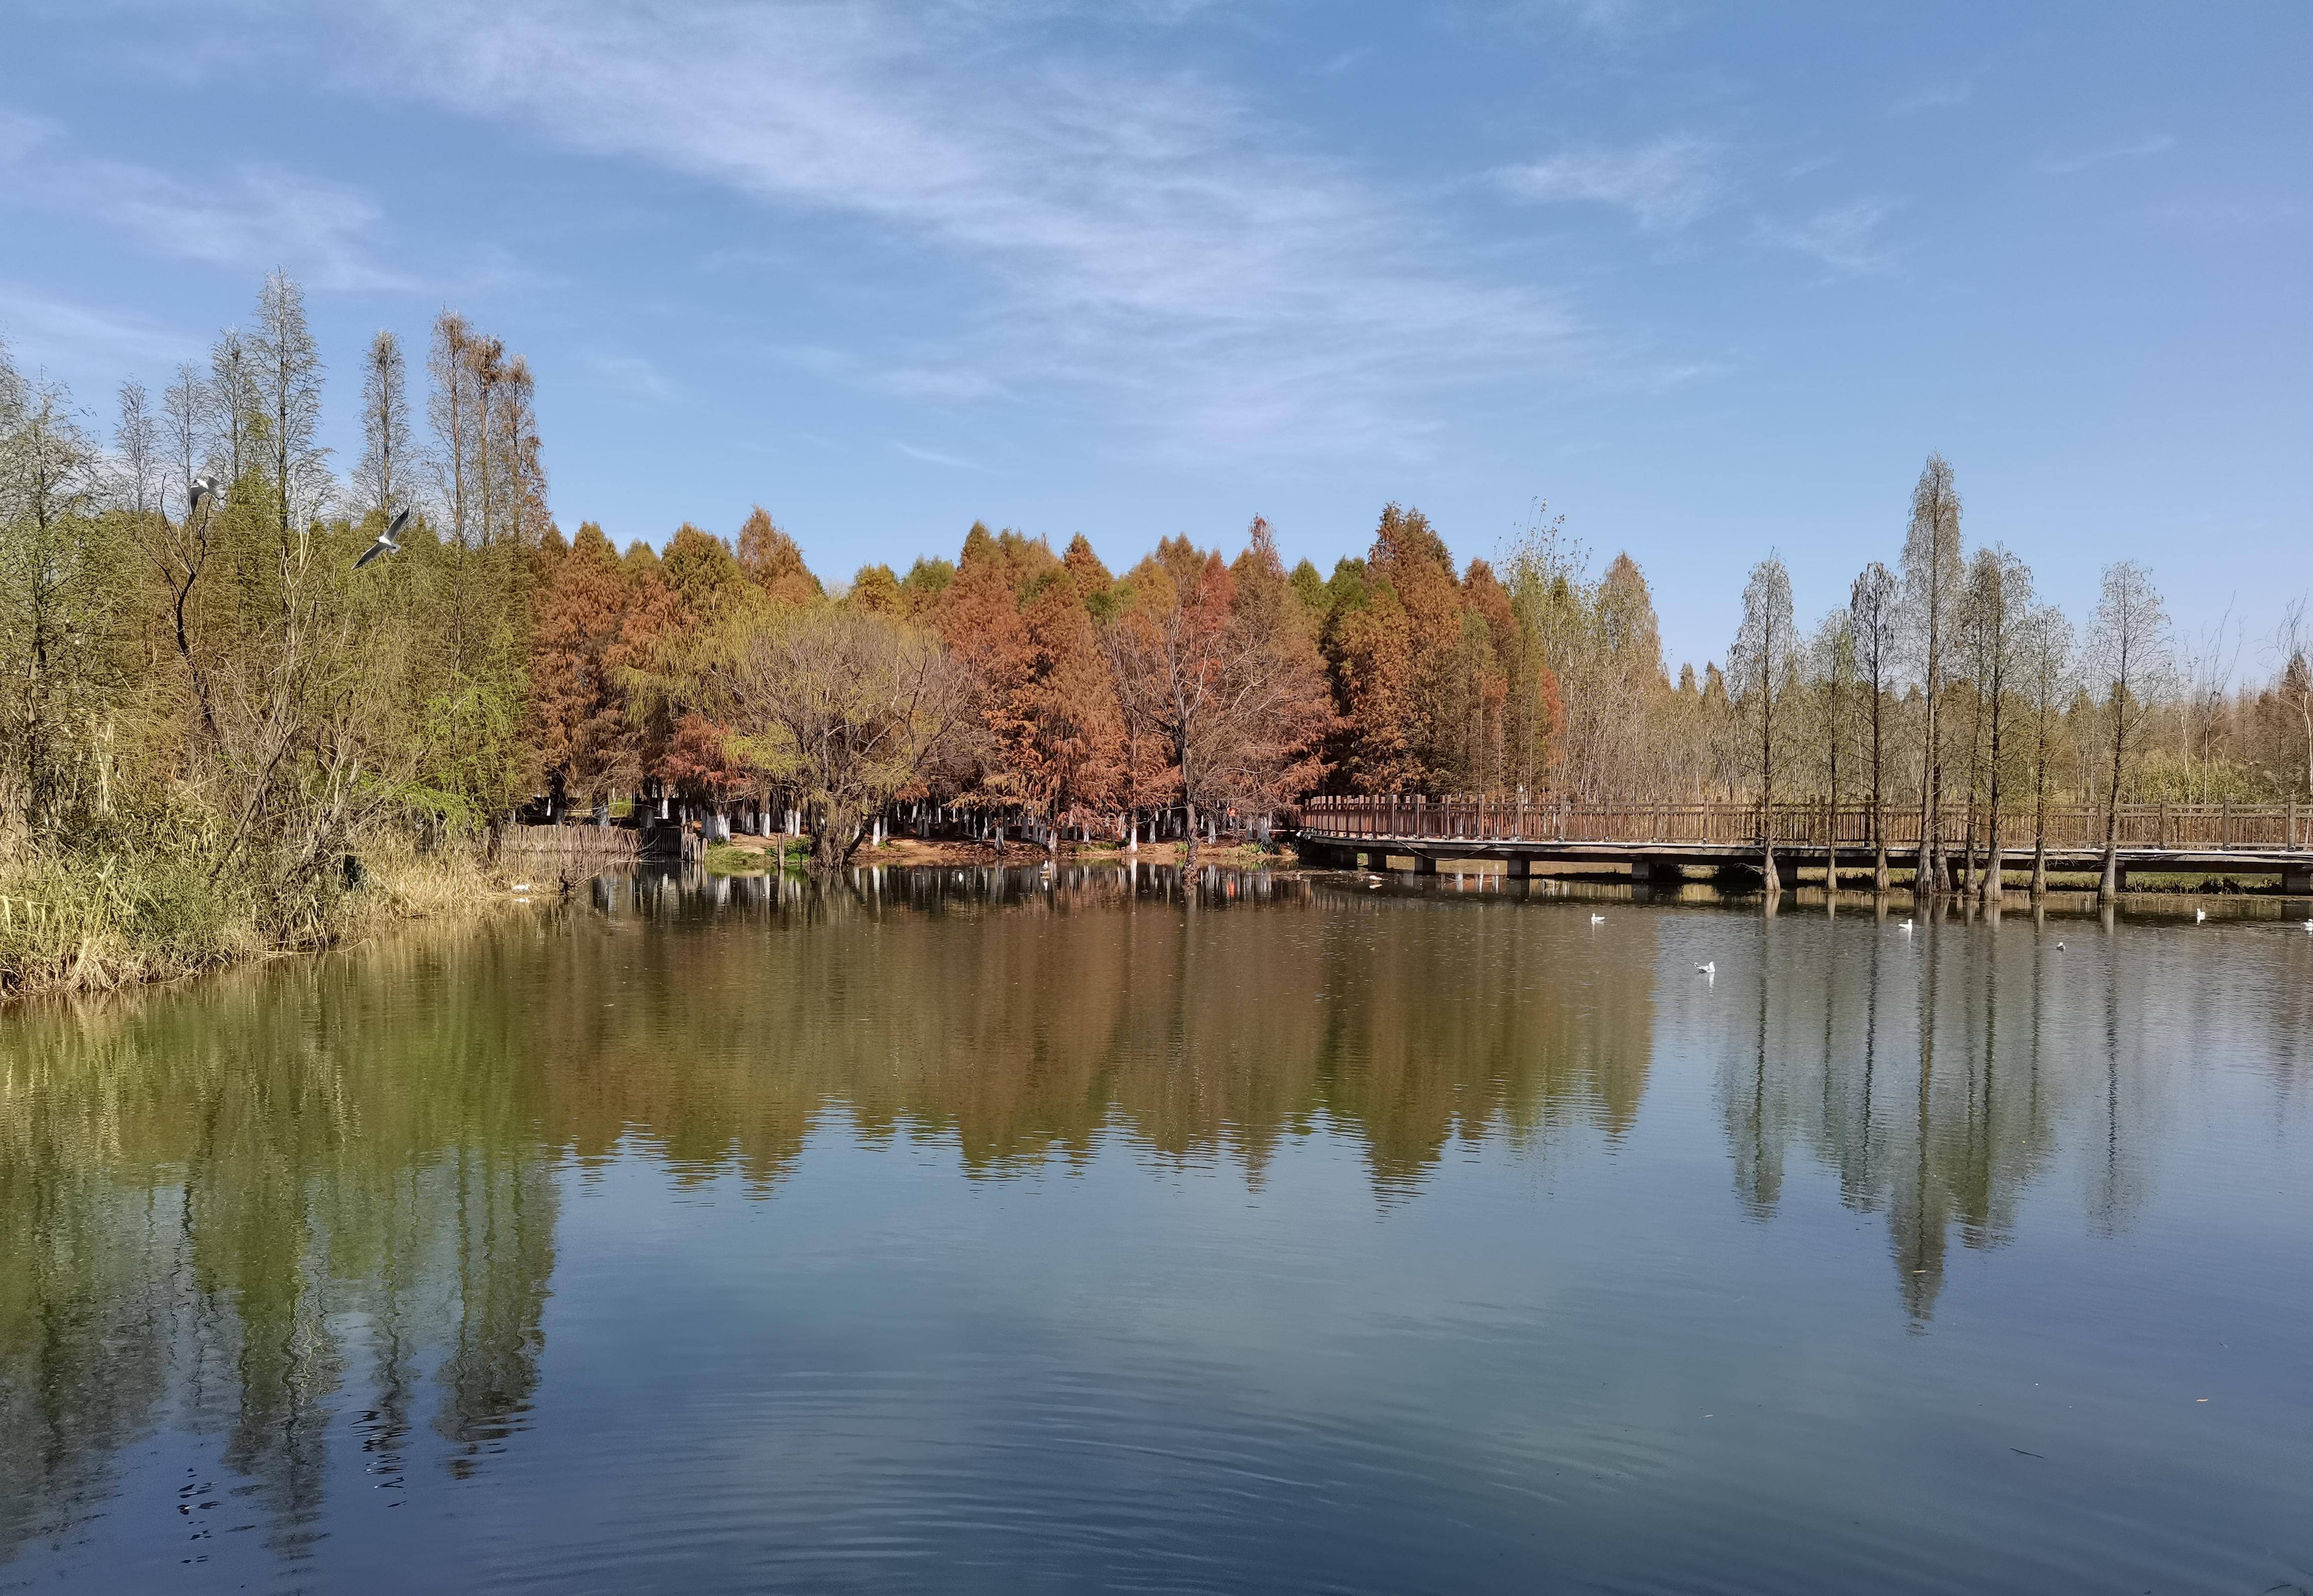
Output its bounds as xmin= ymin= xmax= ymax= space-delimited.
xmin=4 ymin=0 xmax=2304 ymax=669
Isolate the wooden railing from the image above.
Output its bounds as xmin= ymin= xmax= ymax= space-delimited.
xmin=1295 ymin=796 xmax=2313 ymax=852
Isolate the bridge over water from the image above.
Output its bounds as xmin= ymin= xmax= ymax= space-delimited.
xmin=1294 ymin=796 xmax=2313 ymax=893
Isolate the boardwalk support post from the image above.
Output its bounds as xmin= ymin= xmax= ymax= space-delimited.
xmin=1506 ymin=856 xmax=1532 ymax=881
xmin=1413 ymin=853 xmax=1439 ymax=877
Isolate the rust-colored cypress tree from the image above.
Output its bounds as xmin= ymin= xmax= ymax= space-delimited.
xmin=1014 ymin=573 xmax=1125 ymax=845
xmin=1365 ymin=503 xmax=1467 ymax=791
xmin=737 ymin=506 xmax=823 ymax=607
xmin=1104 ymin=527 xmax=1330 ymax=862
xmin=530 ymin=521 xmax=637 ymax=802
xmin=933 ymin=523 xmax=1036 ymax=820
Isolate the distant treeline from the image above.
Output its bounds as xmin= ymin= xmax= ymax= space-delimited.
xmin=4 ymin=270 xmax=2309 ymax=978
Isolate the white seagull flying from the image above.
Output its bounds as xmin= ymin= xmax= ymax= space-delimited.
xmin=354 ymin=506 xmax=412 ymax=571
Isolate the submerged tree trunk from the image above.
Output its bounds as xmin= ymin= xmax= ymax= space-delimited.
xmin=1917 ymin=767 xmax=1938 ymax=898
xmin=1985 ymin=697 xmax=2007 ymax=903
xmin=2031 ymin=783 xmax=2048 ymax=897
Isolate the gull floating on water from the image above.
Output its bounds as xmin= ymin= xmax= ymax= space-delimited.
xmin=354 ymin=506 xmax=413 ymax=570
xmin=2054 ymin=941 xmax=2065 ymax=951
xmin=1590 ymin=913 xmax=1606 ymax=925
xmin=1695 ymin=961 xmax=1715 ymax=976
xmin=1900 ymin=919 xmax=1914 ymax=934
xmin=2196 ymin=908 xmax=2207 ymax=922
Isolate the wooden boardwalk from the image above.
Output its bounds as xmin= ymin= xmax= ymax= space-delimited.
xmin=1293 ymin=796 xmax=2313 ymax=890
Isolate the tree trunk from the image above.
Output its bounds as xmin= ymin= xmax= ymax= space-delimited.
xmin=1760 ymin=802 xmax=1779 ymax=899
xmin=810 ymin=805 xmax=864 ymax=873
xmin=1985 ymin=779 xmax=2004 ymax=901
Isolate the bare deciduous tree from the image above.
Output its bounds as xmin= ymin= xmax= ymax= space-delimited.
xmin=112 ymin=380 xmax=160 ymax=517
xmin=1810 ymin=605 xmax=1857 ymax=883
xmin=689 ymin=607 xmax=980 ymax=871
xmin=2274 ymin=595 xmax=2313 ymax=799
xmin=206 ymin=327 xmax=257 ymax=488
xmin=1849 ymin=561 xmax=1899 ymax=890
xmin=1902 ymin=454 xmax=1963 ymax=892
xmin=2018 ymin=601 xmax=2074 ymax=894
xmin=249 ymin=270 xmax=330 ymax=557
xmin=1729 ymin=554 xmax=1794 ymax=893
xmin=2086 ymin=560 xmax=2173 ymax=901
xmin=428 ymin=312 xmax=476 ymax=544
xmin=1961 ymin=546 xmax=2031 ymax=901
xmin=351 ymin=329 xmax=412 ymax=520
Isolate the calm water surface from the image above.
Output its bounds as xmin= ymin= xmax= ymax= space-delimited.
xmin=4 ymin=868 xmax=2310 ymax=1594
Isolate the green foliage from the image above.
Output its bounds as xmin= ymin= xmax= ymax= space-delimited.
xmin=900 ymin=556 xmax=956 ymax=613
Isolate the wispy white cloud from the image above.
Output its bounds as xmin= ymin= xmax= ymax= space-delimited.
xmin=2033 ymin=134 xmax=2175 ymax=177
xmin=2147 ymin=197 xmax=2297 ymax=230
xmin=878 ymin=366 xmax=1007 ymax=402
xmin=0 ymin=108 xmax=421 ymax=292
xmin=892 ymin=440 xmax=990 ymax=470
xmin=0 ymin=107 xmax=54 ymax=162
xmin=0 ymin=281 xmax=199 ymax=369
xmin=1495 ymin=135 xmax=1724 ymax=231
xmin=1306 ymin=47 xmax=1369 ymax=77
xmin=583 ymin=351 xmax=679 ymax=403
xmin=287 ymin=0 xmax=1589 ymax=462
xmin=1891 ymin=80 xmax=1972 ymax=116
xmin=1496 ymin=0 xmax=1669 ymax=41
xmin=773 ymin=343 xmax=1008 ymax=402
xmin=1755 ymin=199 xmax=1901 ymax=277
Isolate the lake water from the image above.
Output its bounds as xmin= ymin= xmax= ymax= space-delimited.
xmin=5 ymin=867 xmax=2310 ymax=1594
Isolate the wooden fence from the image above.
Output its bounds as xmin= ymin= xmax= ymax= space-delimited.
xmin=496 ymin=823 xmax=654 ymax=861
xmin=1295 ymin=796 xmax=2313 ymax=852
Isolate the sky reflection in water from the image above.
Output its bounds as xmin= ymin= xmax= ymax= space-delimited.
xmin=4 ymin=867 xmax=2309 ymax=1594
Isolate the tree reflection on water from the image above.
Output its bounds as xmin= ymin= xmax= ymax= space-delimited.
xmin=2 ymin=868 xmax=2304 ymax=1566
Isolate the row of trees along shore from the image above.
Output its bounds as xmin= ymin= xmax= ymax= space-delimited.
xmin=5 ymin=270 xmax=2311 ymax=986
